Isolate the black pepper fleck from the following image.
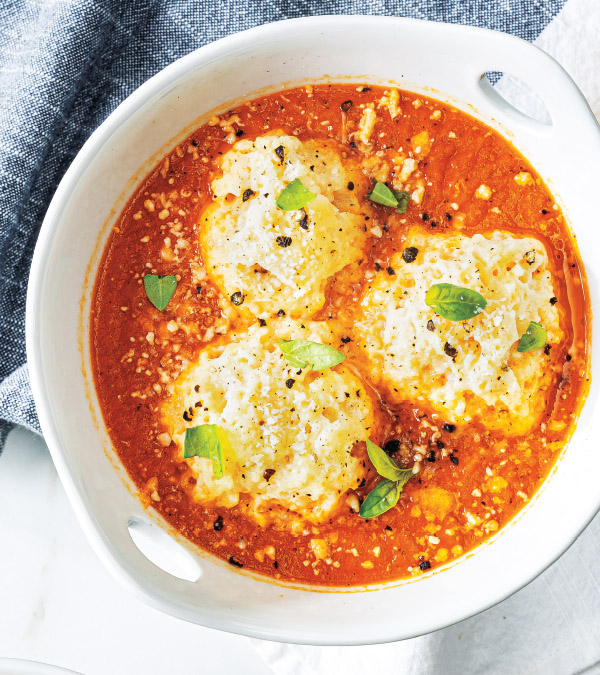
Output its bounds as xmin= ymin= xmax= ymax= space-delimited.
xmin=340 ymin=100 xmax=353 ymax=112
xmin=422 ymin=213 xmax=430 ymax=221
xmin=213 ymin=515 xmax=224 ymax=531
xmin=229 ymin=556 xmax=244 ymax=568
xmin=259 ymin=318 xmax=267 ymax=327
xmin=566 ymin=353 xmax=572 ymax=361
xmin=341 ymin=336 xmax=352 ymax=343
xmin=386 ymin=266 xmax=395 ymax=276
xmin=427 ymin=450 xmax=436 ymax=462
xmin=444 ymin=212 xmax=452 ymax=221
xmin=383 ymin=439 xmax=400 ymax=455
xmin=544 ymin=344 xmax=552 ymax=355
xmin=276 ymin=235 xmax=292 ymax=248
xmin=242 ymin=188 xmax=255 ymax=202
xmin=444 ymin=342 xmax=458 ymax=359
xmin=427 ymin=319 xmax=435 ymax=332
xmin=235 ymin=129 xmax=244 ymax=137
xmin=402 ymin=247 xmax=419 ymax=263
xmin=277 ymin=309 xmax=286 ymax=317
xmin=436 ymin=440 xmax=445 ymax=450
xmin=230 ymin=291 xmax=244 ymax=306
xmin=442 ymin=423 xmax=456 ymax=433
xmin=274 ymin=144 xmax=285 ymax=162
xmin=449 ymin=454 xmax=459 ymax=465
xmin=550 ymin=296 xmax=558 ymax=305
xmin=285 ymin=378 xmax=295 ymax=389
xmin=419 ymin=560 xmax=431 ymax=570
xmin=347 ymin=181 xmax=354 ymax=191
xmin=263 ymin=468 xmax=276 ymax=481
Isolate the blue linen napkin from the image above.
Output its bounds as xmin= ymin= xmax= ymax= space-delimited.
xmin=0 ymin=0 xmax=567 ymax=449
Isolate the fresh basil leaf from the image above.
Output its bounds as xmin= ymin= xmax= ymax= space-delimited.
xmin=517 ymin=321 xmax=547 ymax=353
xmin=276 ymin=178 xmax=316 ymax=211
xmin=425 ymin=283 xmax=487 ymax=321
xmin=366 ymin=439 xmax=414 ymax=483
xmin=184 ymin=424 xmax=225 ymax=479
xmin=369 ymin=181 xmax=398 ymax=208
xmin=279 ymin=339 xmax=345 ymax=370
xmin=359 ymin=479 xmax=402 ymax=518
xmin=396 ymin=197 xmax=409 ymax=214
xmin=143 ymin=274 xmax=177 ymax=311
xmin=392 ymin=190 xmax=412 ymax=214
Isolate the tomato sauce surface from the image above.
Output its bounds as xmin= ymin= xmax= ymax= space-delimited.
xmin=91 ymin=84 xmax=590 ymax=585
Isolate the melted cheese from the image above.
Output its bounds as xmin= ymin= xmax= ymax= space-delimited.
xmin=356 ymin=230 xmax=561 ymax=434
xmin=161 ymin=319 xmax=373 ymax=525
xmin=200 ymin=134 xmax=368 ymax=319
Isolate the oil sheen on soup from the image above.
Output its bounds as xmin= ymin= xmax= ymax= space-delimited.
xmin=91 ymin=84 xmax=590 ymax=586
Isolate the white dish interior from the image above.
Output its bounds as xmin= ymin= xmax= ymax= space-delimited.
xmin=26 ymin=16 xmax=600 ymax=645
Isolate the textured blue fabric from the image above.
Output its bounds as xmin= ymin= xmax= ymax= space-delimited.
xmin=0 ymin=0 xmax=567 ymax=449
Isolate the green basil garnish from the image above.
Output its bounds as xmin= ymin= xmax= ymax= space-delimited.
xmin=276 ymin=178 xmax=316 ymax=211
xmin=517 ymin=321 xmax=547 ymax=353
xmin=278 ymin=339 xmax=345 ymax=370
xmin=394 ymin=190 xmax=412 ymax=214
xmin=365 ymin=439 xmax=413 ymax=482
xmin=143 ymin=274 xmax=177 ymax=311
xmin=359 ymin=479 xmax=402 ymax=518
xmin=369 ymin=181 xmax=398 ymax=208
xmin=359 ymin=440 xmax=414 ymax=518
xmin=425 ymin=283 xmax=487 ymax=321
xmin=368 ymin=181 xmax=413 ymax=213
xmin=184 ymin=424 xmax=225 ymax=479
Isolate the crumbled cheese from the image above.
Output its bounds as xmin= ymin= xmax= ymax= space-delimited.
xmin=356 ymin=229 xmax=562 ymax=434
xmin=378 ymin=89 xmax=400 ymax=119
xmin=514 ymin=171 xmax=534 ymax=186
xmin=357 ymin=106 xmax=377 ymax=144
xmin=475 ymin=184 xmax=492 ymax=200
xmin=435 ymin=548 xmax=449 ymax=562
xmin=399 ymin=157 xmax=417 ymax=182
xmin=201 ymin=134 xmax=367 ymax=318
xmin=161 ymin=320 xmax=374 ymax=526
xmin=411 ymin=130 xmax=432 ymax=157
xmin=310 ymin=539 xmax=330 ymax=560
xmin=485 ymin=475 xmax=508 ymax=492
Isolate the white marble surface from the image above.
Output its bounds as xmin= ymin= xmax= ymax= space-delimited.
xmin=0 ymin=427 xmax=274 ymax=675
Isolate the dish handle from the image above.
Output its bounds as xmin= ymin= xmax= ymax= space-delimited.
xmin=465 ymin=29 xmax=597 ymax=141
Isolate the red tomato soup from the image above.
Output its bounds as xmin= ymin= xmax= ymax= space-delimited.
xmin=91 ymin=84 xmax=590 ymax=586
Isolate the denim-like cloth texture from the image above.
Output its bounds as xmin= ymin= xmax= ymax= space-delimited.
xmin=0 ymin=0 xmax=567 ymax=449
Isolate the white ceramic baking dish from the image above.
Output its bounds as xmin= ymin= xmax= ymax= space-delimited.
xmin=26 ymin=16 xmax=600 ymax=645
xmin=0 ymin=659 xmax=82 ymax=675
